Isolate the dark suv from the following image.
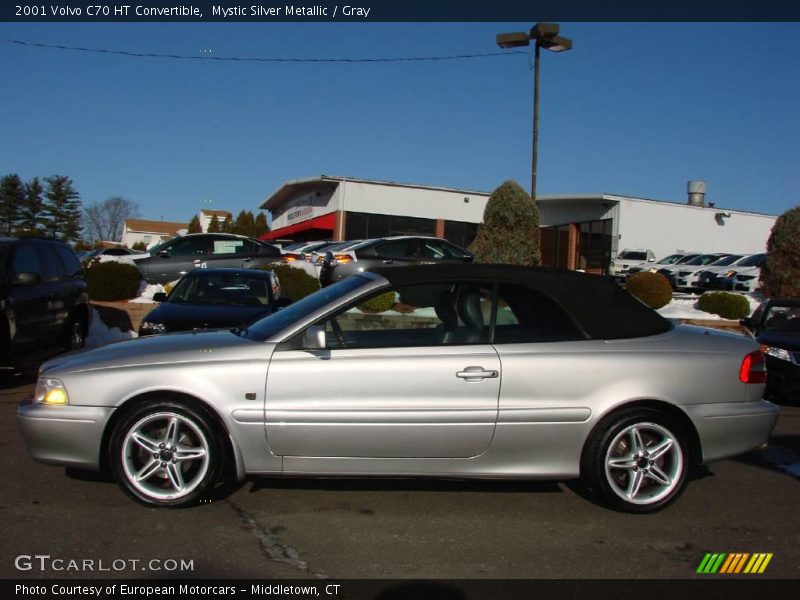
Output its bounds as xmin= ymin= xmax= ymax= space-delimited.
xmin=1 ymin=237 xmax=89 ymax=372
xmin=135 ymin=233 xmax=283 ymax=284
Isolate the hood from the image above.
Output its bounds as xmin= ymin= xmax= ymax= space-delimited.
xmin=40 ymin=329 xmax=271 ymax=375
xmin=142 ymin=301 xmax=272 ymax=332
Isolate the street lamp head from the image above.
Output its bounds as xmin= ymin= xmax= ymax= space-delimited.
xmin=496 ymin=31 xmax=531 ymax=49
xmin=531 ymin=23 xmax=560 ymax=39
xmin=540 ymin=35 xmax=573 ymax=53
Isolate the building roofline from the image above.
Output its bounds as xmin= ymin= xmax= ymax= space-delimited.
xmin=260 ymin=175 xmax=492 ymax=210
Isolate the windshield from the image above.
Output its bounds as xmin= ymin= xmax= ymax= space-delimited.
xmin=738 ymin=253 xmax=766 ymax=267
xmin=169 ymin=272 xmax=274 ymax=306
xmin=763 ymin=305 xmax=800 ymax=336
xmin=684 ymin=254 xmax=724 ymax=266
xmin=243 ymin=275 xmax=373 ymax=342
xmin=618 ymin=251 xmax=648 ymax=260
xmin=655 ymin=254 xmax=684 ymax=265
xmin=708 ymin=254 xmax=743 ymax=267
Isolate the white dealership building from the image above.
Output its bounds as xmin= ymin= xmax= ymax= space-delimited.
xmin=260 ymin=176 xmax=776 ymax=273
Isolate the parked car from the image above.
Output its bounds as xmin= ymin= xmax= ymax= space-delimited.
xmin=627 ymin=252 xmax=700 ymax=277
xmin=280 ymin=240 xmax=332 ymax=264
xmin=18 ymin=264 xmax=777 ymax=512
xmin=311 ymin=240 xmax=365 ymax=270
xmin=138 ymin=268 xmax=285 ymax=336
xmin=729 ymin=254 xmax=768 ymax=292
xmin=135 ymin=233 xmax=283 ymax=285
xmin=742 ymin=298 xmax=800 ymax=402
xmin=657 ymin=253 xmax=730 ymax=288
xmin=1 ymin=237 xmax=89 ymax=372
xmin=607 ymin=248 xmax=655 ymax=279
xmin=319 ymin=236 xmax=473 ymax=285
xmin=696 ymin=253 xmax=764 ymax=291
xmin=672 ymin=254 xmax=744 ymax=292
xmin=80 ymin=247 xmax=146 ymax=260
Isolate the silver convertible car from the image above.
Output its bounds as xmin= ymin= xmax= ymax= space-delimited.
xmin=18 ymin=264 xmax=778 ymax=512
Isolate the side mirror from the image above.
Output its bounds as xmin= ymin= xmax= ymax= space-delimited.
xmin=157 ymin=250 xmax=170 ymax=258
xmin=648 ymin=257 xmax=656 ymax=262
xmin=153 ymin=292 xmax=168 ymax=302
xmin=301 ymin=325 xmax=326 ymax=351
xmin=464 ymin=255 xmax=475 ymax=263
xmin=740 ymin=317 xmax=754 ymax=328
xmin=13 ymin=272 xmax=41 ymax=286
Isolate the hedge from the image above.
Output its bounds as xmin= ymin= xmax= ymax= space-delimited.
xmin=625 ymin=271 xmax=673 ymax=310
xmin=697 ymin=292 xmax=751 ymax=320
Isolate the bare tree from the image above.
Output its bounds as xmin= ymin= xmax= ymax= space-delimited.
xmin=84 ymin=196 xmax=140 ymax=243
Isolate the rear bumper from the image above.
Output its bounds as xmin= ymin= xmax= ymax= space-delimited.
xmin=682 ymin=400 xmax=779 ymax=463
xmin=17 ymin=396 xmax=113 ymax=471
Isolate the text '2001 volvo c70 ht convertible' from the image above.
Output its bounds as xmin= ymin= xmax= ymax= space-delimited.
xmin=18 ymin=264 xmax=778 ymax=512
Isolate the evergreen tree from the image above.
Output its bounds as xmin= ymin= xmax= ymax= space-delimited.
xmin=0 ymin=174 xmax=25 ymax=236
xmin=254 ymin=212 xmax=269 ymax=237
xmin=233 ymin=210 xmax=248 ymax=236
xmin=19 ymin=177 xmax=45 ymax=235
xmin=469 ymin=180 xmax=540 ymax=266
xmin=207 ymin=216 xmax=220 ymax=233
xmin=762 ymin=205 xmax=800 ymax=297
xmin=221 ymin=215 xmax=233 ymax=233
xmin=43 ymin=175 xmax=82 ymax=241
xmin=187 ymin=215 xmax=202 ymax=234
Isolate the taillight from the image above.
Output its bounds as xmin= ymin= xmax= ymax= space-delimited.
xmin=739 ymin=350 xmax=767 ymax=384
xmin=333 ymin=254 xmax=353 ymax=265
xmin=282 ymin=255 xmax=298 ymax=263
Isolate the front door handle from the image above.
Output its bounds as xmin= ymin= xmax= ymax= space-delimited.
xmin=456 ymin=366 xmax=499 ymax=382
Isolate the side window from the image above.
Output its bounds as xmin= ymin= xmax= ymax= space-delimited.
xmin=168 ymin=237 xmax=210 ymax=257
xmin=319 ymin=282 xmax=492 ymax=349
xmin=493 ymin=283 xmax=586 ymax=344
xmin=55 ymin=246 xmax=83 ymax=278
xmin=36 ymin=245 xmax=65 ymax=281
xmin=11 ymin=244 xmax=42 ymax=278
xmin=256 ymin=242 xmax=282 ymax=257
xmin=374 ymin=239 xmax=411 ymax=259
xmin=211 ymin=238 xmax=246 ymax=256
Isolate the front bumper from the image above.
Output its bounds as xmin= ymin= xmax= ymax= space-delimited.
xmin=682 ymin=400 xmax=779 ymax=463
xmin=17 ymin=396 xmax=114 ymax=471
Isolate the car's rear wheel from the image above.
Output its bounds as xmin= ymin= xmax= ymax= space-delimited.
xmin=109 ymin=400 xmax=222 ymax=507
xmin=585 ymin=409 xmax=689 ymax=513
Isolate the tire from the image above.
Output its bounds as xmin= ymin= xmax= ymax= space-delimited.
xmin=109 ymin=400 xmax=223 ymax=507
xmin=584 ymin=408 xmax=689 ymax=513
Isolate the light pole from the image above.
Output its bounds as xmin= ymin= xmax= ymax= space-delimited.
xmin=497 ymin=23 xmax=572 ymax=202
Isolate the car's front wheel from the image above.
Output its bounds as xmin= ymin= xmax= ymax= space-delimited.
xmin=109 ymin=400 xmax=223 ymax=507
xmin=585 ymin=409 xmax=689 ymax=513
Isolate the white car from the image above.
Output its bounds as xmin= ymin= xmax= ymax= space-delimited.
xmin=608 ymin=249 xmax=655 ymax=278
xmin=627 ymin=252 xmax=695 ymax=276
xmin=695 ymin=254 xmax=764 ymax=291
xmin=718 ymin=254 xmax=767 ymax=291
xmin=656 ymin=253 xmax=730 ymax=288
xmin=673 ymin=254 xmax=745 ymax=292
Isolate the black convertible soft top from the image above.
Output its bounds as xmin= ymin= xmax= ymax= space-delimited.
xmin=371 ymin=263 xmax=672 ymax=341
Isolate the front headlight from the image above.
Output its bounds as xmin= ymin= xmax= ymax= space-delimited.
xmin=761 ymin=344 xmax=793 ymax=362
xmin=34 ymin=378 xmax=69 ymax=405
xmin=140 ymin=321 xmax=167 ymax=334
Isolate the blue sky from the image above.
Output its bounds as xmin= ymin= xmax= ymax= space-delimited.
xmin=0 ymin=22 xmax=798 ymax=226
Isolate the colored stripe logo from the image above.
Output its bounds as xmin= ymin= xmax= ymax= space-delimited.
xmin=697 ymin=553 xmax=773 ymax=574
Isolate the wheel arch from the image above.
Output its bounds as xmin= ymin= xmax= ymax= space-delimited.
xmin=99 ymin=390 xmax=244 ymax=482
xmin=580 ymin=399 xmax=703 ymax=476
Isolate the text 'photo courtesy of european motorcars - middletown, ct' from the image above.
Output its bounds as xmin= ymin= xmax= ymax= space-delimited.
xmin=16 ymin=264 xmax=778 ymax=513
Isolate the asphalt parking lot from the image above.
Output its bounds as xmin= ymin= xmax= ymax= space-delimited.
xmin=1 ymin=377 xmax=798 ymax=581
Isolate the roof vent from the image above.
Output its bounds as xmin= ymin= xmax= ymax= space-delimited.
xmin=687 ymin=180 xmax=706 ymax=207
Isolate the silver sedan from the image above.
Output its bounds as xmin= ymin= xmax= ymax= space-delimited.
xmin=18 ymin=264 xmax=778 ymax=512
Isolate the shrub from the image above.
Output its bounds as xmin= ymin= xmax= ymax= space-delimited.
xmin=257 ymin=264 xmax=320 ymax=302
xmin=625 ymin=272 xmax=673 ymax=309
xmin=469 ymin=180 xmax=540 ymax=266
xmin=762 ymin=205 xmax=800 ymax=297
xmin=359 ymin=291 xmax=397 ymax=313
xmin=697 ymin=292 xmax=751 ymax=320
xmin=85 ymin=261 xmax=142 ymax=301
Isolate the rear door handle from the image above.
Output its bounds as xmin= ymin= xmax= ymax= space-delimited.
xmin=456 ymin=366 xmax=499 ymax=381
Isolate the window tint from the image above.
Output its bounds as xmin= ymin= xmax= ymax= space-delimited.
xmin=493 ymin=283 xmax=585 ymax=344
xmin=320 ymin=282 xmax=492 ymax=349
xmin=375 ymin=239 xmax=412 ymax=258
xmin=423 ymin=240 xmax=471 ymax=259
xmin=36 ymin=245 xmax=65 ymax=281
xmin=55 ymin=245 xmax=82 ymax=278
xmin=12 ymin=243 xmax=42 ymax=277
xmin=167 ymin=237 xmax=210 ymax=257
